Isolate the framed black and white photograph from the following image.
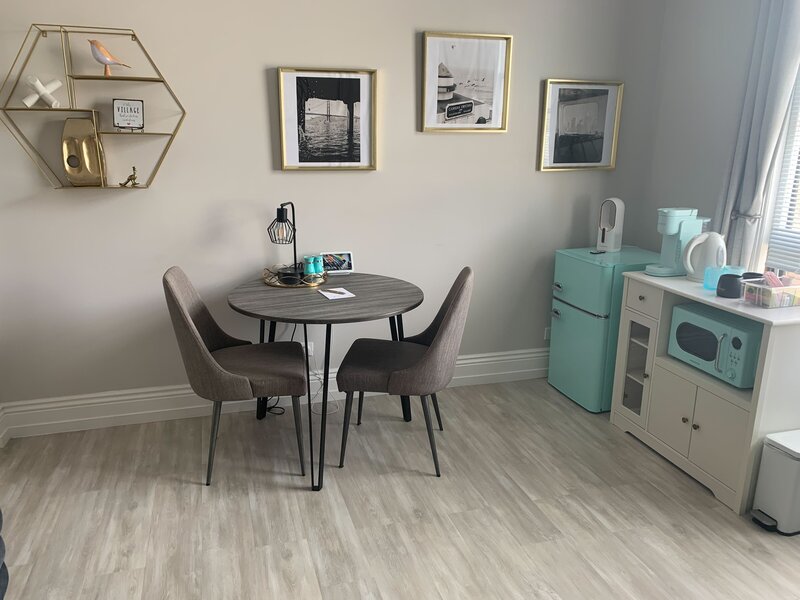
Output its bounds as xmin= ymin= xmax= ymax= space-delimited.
xmin=539 ymin=79 xmax=623 ymax=171
xmin=112 ymin=98 xmax=144 ymax=130
xmin=422 ymin=32 xmax=512 ymax=132
xmin=278 ymin=68 xmax=376 ymax=170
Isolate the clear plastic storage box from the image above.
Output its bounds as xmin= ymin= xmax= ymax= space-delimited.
xmin=743 ymin=277 xmax=800 ymax=308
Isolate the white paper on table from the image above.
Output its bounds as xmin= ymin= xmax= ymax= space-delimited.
xmin=318 ymin=288 xmax=355 ymax=300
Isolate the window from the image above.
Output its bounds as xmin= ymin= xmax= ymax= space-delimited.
xmin=766 ymin=71 xmax=800 ymax=273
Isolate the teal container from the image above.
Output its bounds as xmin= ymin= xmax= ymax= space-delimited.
xmin=548 ymin=247 xmax=660 ymax=413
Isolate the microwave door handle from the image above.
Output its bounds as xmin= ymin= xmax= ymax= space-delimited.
xmin=714 ymin=333 xmax=727 ymax=373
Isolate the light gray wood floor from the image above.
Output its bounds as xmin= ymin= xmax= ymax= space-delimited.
xmin=1 ymin=379 xmax=799 ymax=599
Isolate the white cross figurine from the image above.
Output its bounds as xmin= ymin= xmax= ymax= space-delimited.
xmin=22 ymin=75 xmax=62 ymax=108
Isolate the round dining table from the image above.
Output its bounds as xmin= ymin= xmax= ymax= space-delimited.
xmin=228 ymin=272 xmax=424 ymax=491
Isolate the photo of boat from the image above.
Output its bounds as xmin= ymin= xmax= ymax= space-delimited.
xmin=434 ymin=62 xmax=492 ymax=125
xmin=438 ymin=63 xmax=457 ymax=100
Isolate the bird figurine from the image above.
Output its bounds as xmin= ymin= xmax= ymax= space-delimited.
xmin=118 ymin=166 xmax=139 ymax=187
xmin=88 ymin=40 xmax=131 ymax=77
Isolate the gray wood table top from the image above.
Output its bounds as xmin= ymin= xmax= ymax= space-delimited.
xmin=227 ymin=273 xmax=424 ymax=325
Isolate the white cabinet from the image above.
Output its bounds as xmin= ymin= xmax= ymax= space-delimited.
xmin=610 ymin=274 xmax=771 ymax=514
xmin=647 ymin=363 xmax=748 ymax=490
xmin=613 ymin=311 xmax=657 ymax=429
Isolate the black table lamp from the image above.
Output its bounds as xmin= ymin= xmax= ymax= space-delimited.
xmin=267 ymin=201 xmax=302 ymax=284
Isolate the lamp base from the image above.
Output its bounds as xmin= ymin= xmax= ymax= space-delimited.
xmin=276 ymin=265 xmax=304 ymax=285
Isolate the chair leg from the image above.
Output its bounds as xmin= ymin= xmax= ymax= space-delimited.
xmin=356 ymin=391 xmax=364 ymax=426
xmin=206 ymin=401 xmax=222 ymax=486
xmin=339 ymin=392 xmax=354 ymax=468
xmin=291 ymin=396 xmax=305 ymax=476
xmin=419 ymin=396 xmax=441 ymax=477
xmin=431 ymin=393 xmax=443 ymax=431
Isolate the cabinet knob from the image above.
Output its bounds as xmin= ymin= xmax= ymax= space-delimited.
xmin=692 ymin=423 xmax=700 ymax=430
xmin=553 ymin=283 xmax=564 ymax=292
xmin=681 ymin=417 xmax=689 ymax=424
xmin=642 ymin=373 xmax=650 ymax=379
xmin=638 ymin=295 xmax=646 ymax=301
xmin=551 ymin=308 xmax=561 ymax=318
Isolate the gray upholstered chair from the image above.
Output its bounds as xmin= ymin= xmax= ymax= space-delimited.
xmin=163 ymin=266 xmax=307 ymax=485
xmin=336 ymin=267 xmax=473 ymax=477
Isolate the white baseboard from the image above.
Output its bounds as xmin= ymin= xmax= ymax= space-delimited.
xmin=449 ymin=348 xmax=549 ymax=387
xmin=0 ymin=348 xmax=548 ymax=448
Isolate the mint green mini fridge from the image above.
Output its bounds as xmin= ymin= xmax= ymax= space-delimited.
xmin=548 ymin=247 xmax=659 ymax=413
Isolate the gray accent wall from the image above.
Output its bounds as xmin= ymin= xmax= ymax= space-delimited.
xmin=0 ymin=0 xmax=758 ymax=404
xmin=614 ymin=0 xmax=760 ymax=250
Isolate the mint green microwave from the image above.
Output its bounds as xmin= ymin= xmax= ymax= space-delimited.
xmin=668 ymin=303 xmax=763 ymax=389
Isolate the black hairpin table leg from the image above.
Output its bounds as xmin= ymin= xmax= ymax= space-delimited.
xmin=256 ymin=320 xmax=278 ymax=420
xmin=390 ymin=316 xmax=412 ymax=422
xmin=303 ymin=325 xmax=314 ymax=487
xmin=307 ymin=324 xmax=332 ymax=491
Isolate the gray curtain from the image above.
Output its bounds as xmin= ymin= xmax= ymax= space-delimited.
xmin=715 ymin=0 xmax=800 ymax=269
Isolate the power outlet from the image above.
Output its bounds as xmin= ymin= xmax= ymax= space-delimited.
xmin=544 ymin=327 xmax=551 ymax=341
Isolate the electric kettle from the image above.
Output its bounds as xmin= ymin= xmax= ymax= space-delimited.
xmin=683 ymin=232 xmax=727 ymax=282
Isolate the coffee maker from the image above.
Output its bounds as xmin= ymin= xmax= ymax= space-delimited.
xmin=645 ymin=208 xmax=708 ymax=277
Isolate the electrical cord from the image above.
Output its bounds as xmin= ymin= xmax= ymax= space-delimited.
xmin=261 ymin=322 xmax=339 ymax=417
xmin=264 ymin=397 xmax=285 ymax=415
xmin=309 ymin=351 xmax=340 ymax=415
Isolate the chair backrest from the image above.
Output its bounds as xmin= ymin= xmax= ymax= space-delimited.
xmin=388 ymin=267 xmax=474 ymax=396
xmin=162 ymin=266 xmax=251 ymax=401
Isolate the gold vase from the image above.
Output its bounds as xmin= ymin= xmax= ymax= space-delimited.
xmin=61 ymin=118 xmax=106 ymax=187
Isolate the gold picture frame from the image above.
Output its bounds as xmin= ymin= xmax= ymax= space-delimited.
xmin=538 ymin=78 xmax=623 ymax=171
xmin=421 ymin=32 xmax=512 ymax=133
xmin=278 ymin=67 xmax=377 ymax=170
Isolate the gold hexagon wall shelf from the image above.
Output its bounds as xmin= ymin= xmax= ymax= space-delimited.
xmin=0 ymin=24 xmax=186 ymax=188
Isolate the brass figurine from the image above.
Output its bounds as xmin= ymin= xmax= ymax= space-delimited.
xmin=88 ymin=39 xmax=131 ymax=77
xmin=119 ymin=166 xmax=139 ymax=187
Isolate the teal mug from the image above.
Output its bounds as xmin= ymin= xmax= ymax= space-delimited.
xmin=303 ymin=256 xmax=316 ymax=276
xmin=704 ymin=265 xmax=744 ymax=290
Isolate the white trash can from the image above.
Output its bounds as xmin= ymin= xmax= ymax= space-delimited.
xmin=752 ymin=430 xmax=800 ymax=535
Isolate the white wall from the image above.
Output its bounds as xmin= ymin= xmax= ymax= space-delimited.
xmin=0 ymin=0 xmax=667 ymax=403
xmin=622 ymin=0 xmax=760 ymax=250
xmin=0 ymin=0 xmax=758 ymax=406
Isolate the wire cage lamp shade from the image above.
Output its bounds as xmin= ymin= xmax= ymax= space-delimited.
xmin=268 ymin=205 xmax=295 ymax=244
xmin=267 ymin=202 xmax=301 ymax=284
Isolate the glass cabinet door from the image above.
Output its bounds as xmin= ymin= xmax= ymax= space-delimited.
xmin=615 ymin=311 xmax=658 ymax=429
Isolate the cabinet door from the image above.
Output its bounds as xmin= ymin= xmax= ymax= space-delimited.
xmin=613 ymin=310 xmax=658 ymax=429
xmin=647 ymin=364 xmax=696 ymax=456
xmin=689 ymin=389 xmax=748 ymax=490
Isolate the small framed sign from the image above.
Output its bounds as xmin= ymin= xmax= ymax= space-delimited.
xmin=445 ymin=100 xmax=474 ymax=120
xmin=320 ymin=251 xmax=354 ymax=274
xmin=112 ymin=98 xmax=144 ymax=130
